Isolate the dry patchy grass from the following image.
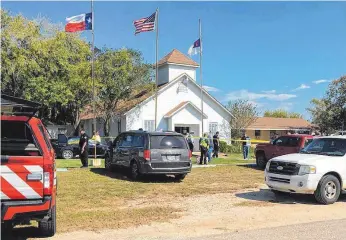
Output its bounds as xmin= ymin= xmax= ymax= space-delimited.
xmin=56 ymin=165 xmax=263 ymax=232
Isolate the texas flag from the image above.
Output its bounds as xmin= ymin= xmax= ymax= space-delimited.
xmin=188 ymin=38 xmax=201 ymax=56
xmin=65 ymin=13 xmax=92 ymax=32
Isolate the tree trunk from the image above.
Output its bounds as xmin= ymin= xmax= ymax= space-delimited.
xmin=104 ymin=116 xmax=111 ymax=137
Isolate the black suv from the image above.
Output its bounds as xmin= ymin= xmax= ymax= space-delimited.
xmin=105 ymin=131 xmax=192 ymax=181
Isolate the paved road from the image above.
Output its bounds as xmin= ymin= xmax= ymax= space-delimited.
xmin=186 ymin=219 xmax=346 ymax=240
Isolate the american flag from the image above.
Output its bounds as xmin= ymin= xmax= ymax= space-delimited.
xmin=134 ymin=12 xmax=156 ymax=35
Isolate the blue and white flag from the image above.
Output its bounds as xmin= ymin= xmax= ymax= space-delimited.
xmin=188 ymin=38 xmax=201 ymax=56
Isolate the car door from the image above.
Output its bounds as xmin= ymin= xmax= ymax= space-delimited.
xmin=118 ymin=133 xmax=134 ymax=167
xmin=56 ymin=134 xmax=68 ymax=156
xmin=272 ymin=136 xmax=289 ymax=158
xmin=112 ymin=134 xmax=124 ymax=165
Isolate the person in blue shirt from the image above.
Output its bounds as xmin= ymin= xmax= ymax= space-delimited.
xmin=241 ymin=133 xmax=251 ymax=160
xmin=207 ymin=132 xmax=214 ymax=162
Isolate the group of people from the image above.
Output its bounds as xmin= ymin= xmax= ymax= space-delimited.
xmin=187 ymin=131 xmax=220 ymax=165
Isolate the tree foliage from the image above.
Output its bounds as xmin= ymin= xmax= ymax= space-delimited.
xmin=1 ymin=10 xmax=93 ymax=128
xmin=263 ymin=109 xmax=303 ymax=119
xmin=95 ymin=48 xmax=152 ymax=136
xmin=307 ymin=76 xmax=346 ymax=134
xmin=226 ymin=100 xmax=259 ymax=138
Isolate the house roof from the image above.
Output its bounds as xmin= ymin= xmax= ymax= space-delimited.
xmin=81 ymin=73 xmax=233 ymax=121
xmin=157 ymin=49 xmax=199 ymax=67
xmin=246 ymin=117 xmax=312 ymax=130
xmin=164 ymin=101 xmax=208 ymax=118
xmin=80 ymin=84 xmax=167 ymax=120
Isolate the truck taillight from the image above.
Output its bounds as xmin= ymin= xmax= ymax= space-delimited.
xmin=43 ymin=164 xmax=54 ymax=195
xmin=189 ymin=150 xmax=192 ymax=159
xmin=143 ymin=150 xmax=151 ymax=161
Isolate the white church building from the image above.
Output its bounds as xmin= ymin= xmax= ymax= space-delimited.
xmin=81 ymin=49 xmax=232 ymax=141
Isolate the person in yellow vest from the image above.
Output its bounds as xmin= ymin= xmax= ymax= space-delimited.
xmin=199 ymin=133 xmax=209 ymax=165
xmin=92 ymin=131 xmax=101 ymax=144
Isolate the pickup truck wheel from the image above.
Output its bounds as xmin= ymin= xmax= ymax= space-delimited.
xmin=314 ymin=175 xmax=341 ymax=205
xmin=62 ymin=150 xmax=73 ymax=159
xmin=38 ymin=204 xmax=56 ymax=237
xmin=105 ymin=155 xmax=112 ymax=171
xmin=256 ymin=152 xmax=267 ymax=169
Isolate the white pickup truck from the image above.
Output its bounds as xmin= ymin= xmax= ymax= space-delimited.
xmin=265 ymin=136 xmax=346 ymax=205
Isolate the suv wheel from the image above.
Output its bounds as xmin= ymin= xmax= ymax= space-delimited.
xmin=62 ymin=150 xmax=73 ymax=159
xmin=39 ymin=204 xmax=56 ymax=237
xmin=130 ymin=161 xmax=141 ymax=181
xmin=314 ymin=175 xmax=341 ymax=205
xmin=174 ymin=174 xmax=187 ymax=182
xmin=256 ymin=152 xmax=266 ymax=169
xmin=105 ymin=155 xmax=112 ymax=171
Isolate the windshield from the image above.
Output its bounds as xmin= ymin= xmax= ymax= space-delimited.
xmin=301 ymin=138 xmax=346 ymax=156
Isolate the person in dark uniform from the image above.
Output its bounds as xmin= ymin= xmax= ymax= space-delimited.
xmin=79 ymin=129 xmax=89 ymax=168
xmin=213 ymin=131 xmax=220 ymax=158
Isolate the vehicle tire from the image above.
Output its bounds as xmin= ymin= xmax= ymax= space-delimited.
xmin=39 ymin=204 xmax=56 ymax=237
xmin=105 ymin=155 xmax=113 ymax=171
xmin=130 ymin=161 xmax=141 ymax=181
xmin=174 ymin=174 xmax=187 ymax=182
xmin=314 ymin=175 xmax=341 ymax=205
xmin=256 ymin=152 xmax=267 ymax=169
xmin=62 ymin=150 xmax=74 ymax=159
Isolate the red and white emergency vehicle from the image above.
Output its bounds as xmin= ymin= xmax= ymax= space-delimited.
xmin=1 ymin=94 xmax=57 ymax=236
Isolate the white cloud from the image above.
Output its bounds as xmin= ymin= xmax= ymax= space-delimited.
xmin=277 ymin=102 xmax=294 ymax=111
xmin=225 ymin=89 xmax=297 ymax=102
xmin=293 ymin=84 xmax=310 ymax=91
xmin=203 ymin=85 xmax=220 ymax=92
xmin=262 ymin=90 xmax=276 ymax=94
xmin=312 ymin=79 xmax=330 ymax=84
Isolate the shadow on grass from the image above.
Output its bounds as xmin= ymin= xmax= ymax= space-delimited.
xmin=236 ymin=188 xmax=346 ymax=205
xmin=1 ymin=226 xmax=44 ymax=240
xmin=90 ymin=168 xmax=181 ymax=183
xmin=236 ymin=163 xmax=264 ymax=172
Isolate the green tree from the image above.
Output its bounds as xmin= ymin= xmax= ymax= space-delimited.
xmin=263 ymin=109 xmax=303 ymax=119
xmin=1 ymin=10 xmax=93 ymax=128
xmin=307 ymin=76 xmax=346 ymax=134
xmin=225 ymin=100 xmax=259 ymax=139
xmin=95 ymin=48 xmax=152 ymax=136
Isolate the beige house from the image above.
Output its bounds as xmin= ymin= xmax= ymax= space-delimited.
xmin=245 ymin=117 xmax=313 ymax=141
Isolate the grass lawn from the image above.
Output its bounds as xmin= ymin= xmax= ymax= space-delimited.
xmin=191 ymin=153 xmax=256 ymax=165
xmin=55 ymin=158 xmax=264 ymax=233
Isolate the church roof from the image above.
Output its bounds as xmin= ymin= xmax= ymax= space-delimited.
xmin=157 ymin=49 xmax=199 ymax=67
xmin=164 ymin=101 xmax=208 ymax=118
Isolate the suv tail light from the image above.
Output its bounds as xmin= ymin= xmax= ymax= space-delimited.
xmin=43 ymin=163 xmax=55 ymax=195
xmin=143 ymin=150 xmax=151 ymax=161
xmin=189 ymin=150 xmax=192 ymax=159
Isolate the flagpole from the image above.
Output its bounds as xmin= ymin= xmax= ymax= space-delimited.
xmin=199 ymin=19 xmax=204 ymax=136
xmin=91 ymin=0 xmax=96 ymax=162
xmin=154 ymin=8 xmax=159 ymax=131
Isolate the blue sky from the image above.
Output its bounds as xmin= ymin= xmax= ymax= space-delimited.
xmin=3 ymin=1 xmax=346 ymax=119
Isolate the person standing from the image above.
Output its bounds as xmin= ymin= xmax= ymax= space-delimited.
xmin=79 ymin=129 xmax=89 ymax=168
xmin=213 ymin=131 xmax=220 ymax=158
xmin=92 ymin=130 xmax=101 ymax=144
xmin=186 ymin=132 xmax=194 ymax=152
xmin=207 ymin=132 xmax=214 ymax=162
xmin=241 ymin=133 xmax=251 ymax=160
xmin=199 ymin=133 xmax=209 ymax=165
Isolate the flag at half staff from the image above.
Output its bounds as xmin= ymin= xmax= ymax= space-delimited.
xmin=134 ymin=12 xmax=156 ymax=35
xmin=65 ymin=13 xmax=92 ymax=32
xmin=188 ymin=38 xmax=201 ymax=56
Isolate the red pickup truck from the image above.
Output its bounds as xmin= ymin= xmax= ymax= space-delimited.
xmin=255 ymin=134 xmax=313 ymax=169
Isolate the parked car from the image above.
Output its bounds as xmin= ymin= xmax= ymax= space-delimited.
xmin=51 ymin=134 xmax=108 ymax=159
xmin=265 ymin=136 xmax=346 ymax=205
xmin=105 ymin=130 xmax=192 ymax=181
xmin=255 ymin=134 xmax=313 ymax=169
xmin=331 ymin=131 xmax=346 ymax=136
xmin=1 ymin=94 xmax=57 ymax=236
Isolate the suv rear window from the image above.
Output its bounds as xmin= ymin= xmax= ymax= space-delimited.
xmin=150 ymin=135 xmax=187 ymax=149
xmin=1 ymin=120 xmax=41 ymax=156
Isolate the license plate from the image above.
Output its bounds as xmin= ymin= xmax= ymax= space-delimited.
xmin=167 ymin=155 xmax=175 ymax=161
